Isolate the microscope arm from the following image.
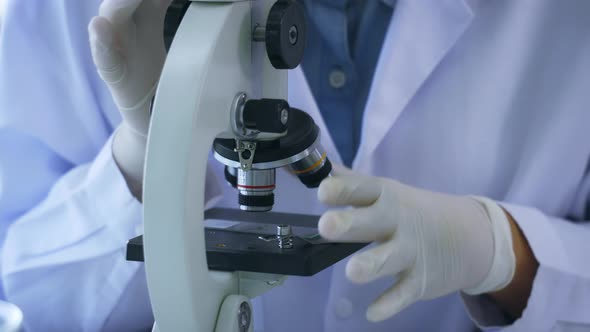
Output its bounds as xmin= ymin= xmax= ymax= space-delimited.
xmin=144 ymin=1 xmax=285 ymax=331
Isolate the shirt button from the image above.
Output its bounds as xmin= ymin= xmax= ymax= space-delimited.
xmin=329 ymin=69 xmax=347 ymax=89
xmin=333 ymin=297 xmax=354 ymax=319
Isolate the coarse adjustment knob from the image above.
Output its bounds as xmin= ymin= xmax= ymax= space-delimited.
xmin=242 ymin=99 xmax=290 ymax=133
xmin=265 ymin=0 xmax=307 ymax=69
xmin=164 ymin=0 xmax=190 ymax=50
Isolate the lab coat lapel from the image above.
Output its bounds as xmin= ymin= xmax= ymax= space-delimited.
xmin=355 ymin=0 xmax=476 ymax=168
xmin=289 ymin=67 xmax=343 ymax=166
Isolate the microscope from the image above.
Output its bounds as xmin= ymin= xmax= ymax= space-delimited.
xmin=126 ymin=1 xmax=365 ymax=330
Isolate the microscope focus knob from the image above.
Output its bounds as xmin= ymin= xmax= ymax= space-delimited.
xmin=243 ymin=99 xmax=290 ymax=133
xmin=164 ymin=0 xmax=190 ymax=51
xmin=266 ymin=0 xmax=307 ymax=69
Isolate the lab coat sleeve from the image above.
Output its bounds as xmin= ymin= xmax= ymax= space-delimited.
xmin=1 ymin=133 xmax=147 ymax=332
xmin=0 ymin=131 xmax=223 ymax=332
xmin=0 ymin=130 xmax=224 ymax=332
xmin=461 ymin=174 xmax=590 ymax=331
xmin=0 ymin=1 xmax=224 ymax=330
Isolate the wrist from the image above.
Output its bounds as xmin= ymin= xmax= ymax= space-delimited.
xmin=116 ymin=83 xmax=157 ymax=136
xmin=112 ymin=124 xmax=147 ymax=200
xmin=463 ymin=197 xmax=516 ymax=295
xmin=487 ymin=208 xmax=539 ymax=318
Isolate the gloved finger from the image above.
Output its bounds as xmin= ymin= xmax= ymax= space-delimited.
xmin=346 ymin=239 xmax=413 ymax=284
xmin=89 ymin=17 xmax=126 ymax=84
xmin=330 ymin=163 xmax=356 ymax=176
xmin=135 ymin=0 xmax=174 ymax=24
xmin=366 ymin=275 xmax=420 ymax=322
xmin=318 ymin=206 xmax=395 ymax=242
xmin=318 ymin=175 xmax=382 ymax=206
xmin=99 ymin=0 xmax=143 ymax=25
xmin=134 ymin=0 xmax=175 ymax=43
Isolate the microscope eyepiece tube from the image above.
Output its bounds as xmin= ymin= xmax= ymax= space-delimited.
xmin=237 ymin=168 xmax=276 ymax=212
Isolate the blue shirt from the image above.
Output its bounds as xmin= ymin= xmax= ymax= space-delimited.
xmin=301 ymin=0 xmax=395 ymax=166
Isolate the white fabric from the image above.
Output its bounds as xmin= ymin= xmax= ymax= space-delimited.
xmin=0 ymin=0 xmax=589 ymax=331
xmin=315 ymin=171 xmax=514 ymax=322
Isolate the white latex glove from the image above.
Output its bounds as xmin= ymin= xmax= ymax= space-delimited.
xmin=318 ymin=168 xmax=516 ymax=322
xmin=89 ymin=0 xmax=172 ymax=197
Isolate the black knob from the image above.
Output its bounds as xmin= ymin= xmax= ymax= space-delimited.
xmin=266 ymin=0 xmax=307 ymax=69
xmin=164 ymin=0 xmax=191 ymax=51
xmin=243 ymin=99 xmax=290 ymax=133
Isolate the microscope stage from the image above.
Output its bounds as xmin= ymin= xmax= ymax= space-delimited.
xmin=127 ymin=208 xmax=366 ymax=276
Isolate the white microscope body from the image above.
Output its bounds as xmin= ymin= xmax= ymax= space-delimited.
xmin=143 ymin=1 xmax=295 ymax=331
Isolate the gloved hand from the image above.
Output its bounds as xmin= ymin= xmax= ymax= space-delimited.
xmin=318 ymin=168 xmax=516 ymax=322
xmin=89 ymin=0 xmax=172 ymax=198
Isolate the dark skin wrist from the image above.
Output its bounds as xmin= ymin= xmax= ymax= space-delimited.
xmin=487 ymin=209 xmax=539 ymax=319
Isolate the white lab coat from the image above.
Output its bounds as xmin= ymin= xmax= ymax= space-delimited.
xmin=0 ymin=0 xmax=589 ymax=331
